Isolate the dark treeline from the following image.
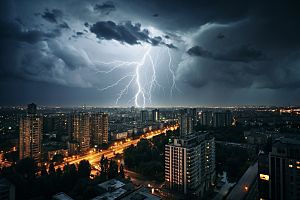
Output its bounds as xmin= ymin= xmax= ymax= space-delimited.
xmin=215 ymin=143 xmax=251 ymax=178
xmin=195 ymin=123 xmax=249 ymax=143
xmin=0 ymin=156 xmax=125 ymax=200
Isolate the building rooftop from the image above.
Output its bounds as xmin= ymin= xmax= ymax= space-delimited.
xmin=0 ymin=178 xmax=14 ymax=191
xmin=52 ymin=192 xmax=74 ymax=200
xmin=122 ymin=187 xmax=162 ymax=200
xmin=273 ymin=137 xmax=300 ymax=147
xmin=91 ymin=188 xmax=127 ymax=200
xmin=98 ymin=179 xmax=125 ymax=191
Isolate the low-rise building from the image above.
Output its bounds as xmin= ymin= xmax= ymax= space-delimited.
xmin=52 ymin=192 xmax=73 ymax=200
xmin=92 ymin=177 xmax=133 ymax=200
xmin=121 ymin=187 xmax=161 ymax=200
xmin=0 ymin=178 xmax=15 ymax=200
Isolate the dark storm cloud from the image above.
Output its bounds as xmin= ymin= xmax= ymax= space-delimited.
xmin=90 ymin=21 xmax=148 ymax=45
xmin=187 ymin=46 xmax=213 ymax=59
xmin=164 ymin=35 xmax=170 ymax=39
xmin=42 ymin=9 xmax=63 ymax=23
xmin=84 ymin=22 xmax=89 ymax=28
xmin=152 ymin=14 xmax=159 ymax=17
xmin=90 ymin=20 xmax=176 ymax=48
xmin=94 ymin=1 xmax=116 ymax=15
xmin=76 ymin=32 xmax=84 ymax=36
xmin=58 ymin=22 xmax=70 ymax=29
xmin=165 ymin=43 xmax=178 ymax=49
xmin=187 ymin=45 xmax=268 ymax=63
xmin=217 ymin=33 xmax=225 ymax=39
xmin=0 ymin=2 xmax=92 ymax=89
xmin=0 ymin=20 xmax=61 ymax=44
xmin=15 ymin=16 xmax=25 ymax=26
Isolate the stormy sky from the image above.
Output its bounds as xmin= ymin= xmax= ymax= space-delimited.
xmin=1 ymin=0 xmax=300 ymax=107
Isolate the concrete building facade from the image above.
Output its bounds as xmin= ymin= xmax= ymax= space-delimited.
xmin=165 ymin=132 xmax=216 ymax=198
xmin=90 ymin=112 xmax=108 ymax=146
xmin=19 ymin=104 xmax=43 ymax=162
xmin=69 ymin=112 xmax=90 ymax=152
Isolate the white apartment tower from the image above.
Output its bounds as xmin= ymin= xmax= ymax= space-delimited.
xmin=165 ymin=132 xmax=216 ymax=198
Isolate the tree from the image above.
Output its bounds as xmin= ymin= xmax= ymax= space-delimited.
xmin=41 ymin=165 xmax=48 ymax=177
xmin=56 ymin=168 xmax=62 ymax=178
xmin=16 ymin=157 xmax=38 ymax=178
xmin=119 ymin=164 xmax=125 ymax=178
xmin=108 ymin=159 xmax=118 ymax=179
xmin=52 ymin=154 xmax=64 ymax=164
xmin=78 ymin=160 xmax=91 ymax=179
xmin=49 ymin=163 xmax=55 ymax=175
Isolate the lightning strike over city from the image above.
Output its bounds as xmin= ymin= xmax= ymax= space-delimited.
xmin=94 ymin=45 xmax=181 ymax=107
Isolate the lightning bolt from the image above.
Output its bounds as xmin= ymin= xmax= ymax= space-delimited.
xmin=93 ymin=45 xmax=181 ymax=107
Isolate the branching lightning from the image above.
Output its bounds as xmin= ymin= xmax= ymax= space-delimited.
xmin=93 ymin=45 xmax=181 ymax=107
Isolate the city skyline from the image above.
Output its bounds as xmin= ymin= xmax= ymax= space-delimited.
xmin=1 ymin=0 xmax=300 ymax=107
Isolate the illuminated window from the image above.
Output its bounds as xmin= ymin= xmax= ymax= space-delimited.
xmin=297 ymin=166 xmax=300 ymax=169
xmin=289 ymin=165 xmax=293 ymax=168
xmin=260 ymin=174 xmax=269 ymax=181
xmin=297 ymin=161 xmax=300 ymax=165
xmin=188 ymin=180 xmax=190 ymax=182
xmin=207 ymin=147 xmax=209 ymax=149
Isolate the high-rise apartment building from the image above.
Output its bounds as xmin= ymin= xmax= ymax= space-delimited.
xmin=179 ymin=113 xmax=194 ymax=136
xmin=27 ymin=103 xmax=37 ymax=114
xmin=69 ymin=112 xmax=90 ymax=152
xmin=152 ymin=109 xmax=159 ymax=122
xmin=268 ymin=138 xmax=300 ymax=200
xmin=90 ymin=112 xmax=108 ymax=146
xmin=200 ymin=111 xmax=213 ymax=126
xmin=141 ymin=110 xmax=148 ymax=122
xmin=212 ymin=110 xmax=232 ymax=127
xmin=165 ymin=132 xmax=216 ymax=198
xmin=19 ymin=103 xmax=42 ymax=161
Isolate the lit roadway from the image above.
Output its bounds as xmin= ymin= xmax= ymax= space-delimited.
xmin=54 ymin=125 xmax=178 ymax=170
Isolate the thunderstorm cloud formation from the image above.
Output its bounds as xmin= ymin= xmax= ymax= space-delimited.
xmin=0 ymin=0 xmax=300 ymax=106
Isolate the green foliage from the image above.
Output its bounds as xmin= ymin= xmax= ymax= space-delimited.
xmin=215 ymin=143 xmax=251 ymax=178
xmin=0 ymin=143 xmax=13 ymax=152
xmin=78 ymin=160 xmax=91 ymax=179
xmin=108 ymin=159 xmax=118 ymax=179
xmin=123 ymin=128 xmax=178 ymax=181
xmin=3 ymin=151 xmax=19 ymax=163
xmin=16 ymin=157 xmax=38 ymax=178
xmin=52 ymin=154 xmax=64 ymax=164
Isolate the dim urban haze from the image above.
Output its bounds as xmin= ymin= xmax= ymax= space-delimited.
xmin=1 ymin=0 xmax=300 ymax=107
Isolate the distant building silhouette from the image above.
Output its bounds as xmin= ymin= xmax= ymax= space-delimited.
xmin=152 ymin=109 xmax=159 ymax=122
xmin=212 ymin=110 xmax=232 ymax=127
xmin=141 ymin=110 xmax=148 ymax=122
xmin=200 ymin=111 xmax=213 ymax=126
xmin=27 ymin=103 xmax=36 ymax=114
xmin=179 ymin=113 xmax=194 ymax=136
